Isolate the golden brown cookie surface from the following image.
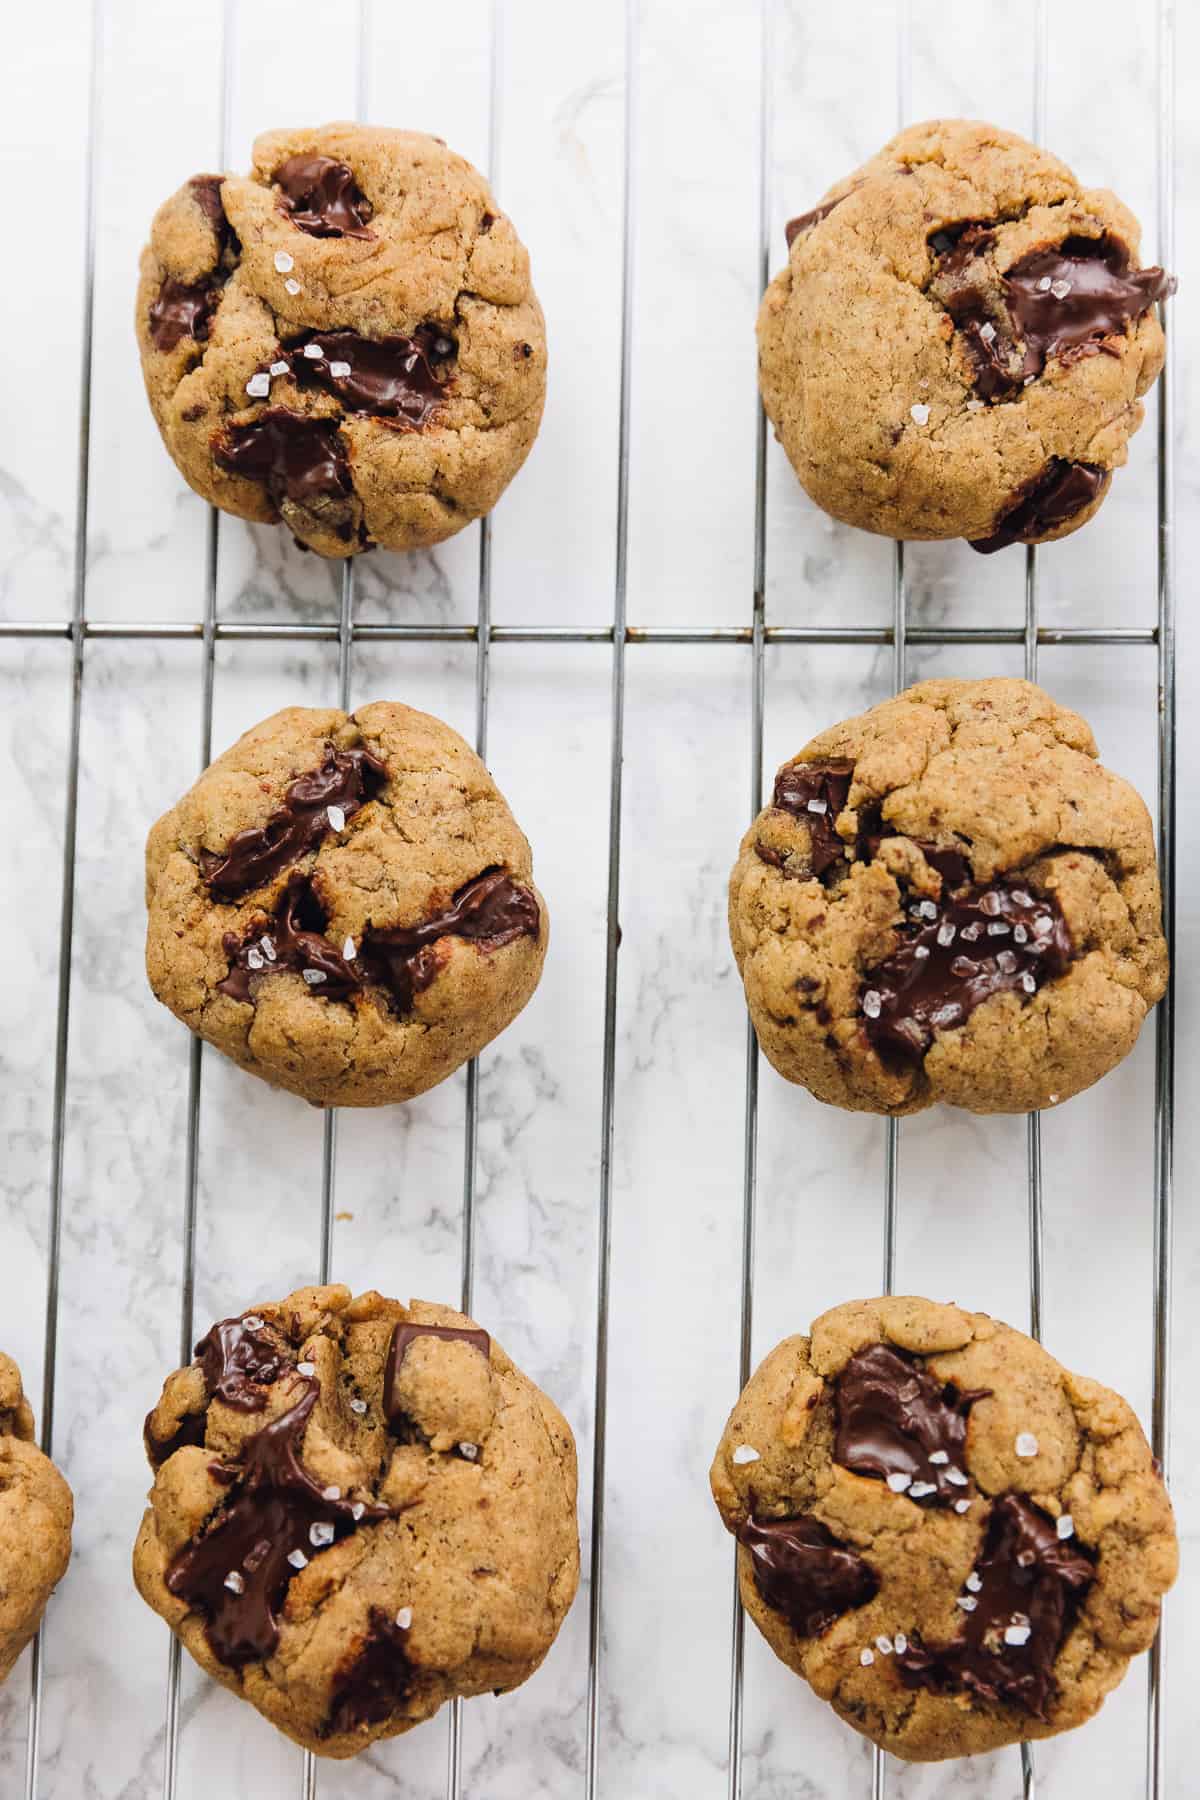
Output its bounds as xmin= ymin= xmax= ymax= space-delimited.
xmin=136 ymin=124 xmax=546 ymax=557
xmin=0 ymin=1354 xmax=73 ymax=1683
xmin=758 ymin=119 xmax=1173 ymax=548
xmin=729 ymin=677 xmax=1166 ymax=1115
xmin=145 ymin=702 xmax=548 ymax=1106
xmin=135 ymin=1285 xmax=579 ymax=1758
xmin=710 ymin=1297 xmax=1176 ymax=1762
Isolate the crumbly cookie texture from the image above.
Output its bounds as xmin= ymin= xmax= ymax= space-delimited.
xmin=134 ymin=1285 xmax=579 ymax=1759
xmin=729 ymin=677 xmax=1166 ymax=1115
xmin=145 ymin=701 xmax=548 ymax=1107
xmin=0 ymin=1354 xmax=73 ymax=1682
xmin=711 ymin=1297 xmax=1176 ymax=1762
xmin=136 ymin=123 xmax=546 ymax=557
xmin=759 ymin=119 xmax=1174 ymax=549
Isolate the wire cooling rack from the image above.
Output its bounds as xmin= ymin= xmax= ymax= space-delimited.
xmin=0 ymin=0 xmax=1177 ymax=1796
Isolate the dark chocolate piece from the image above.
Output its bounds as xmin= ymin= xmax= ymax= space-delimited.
xmin=1005 ymin=235 xmax=1176 ymax=379
xmin=861 ymin=877 xmax=1073 ymax=1057
xmin=219 ymin=874 xmax=360 ymax=1004
xmin=835 ymin=1343 xmax=990 ymax=1504
xmin=275 ymin=154 xmax=373 ymax=239
xmin=213 ymin=409 xmax=352 ymax=510
xmin=196 ymin=1315 xmax=290 ymax=1410
xmin=327 ymin=1607 xmax=414 ymax=1733
xmin=148 ymin=278 xmax=220 ymax=352
xmin=288 ymin=327 xmax=456 ymax=425
xmin=856 ymin=801 xmax=971 ymax=892
xmin=929 ymin=224 xmax=1025 ymax=401
xmin=200 ymin=744 xmax=388 ymax=899
xmin=897 ymin=1493 xmax=1094 ymax=1719
xmin=220 ymin=867 xmax=540 ymax=1014
xmin=188 ymin=174 xmax=238 ymax=261
xmin=360 ymin=868 xmax=541 ymax=1012
xmin=738 ymin=1513 xmax=879 ymax=1637
xmin=785 ymin=194 xmax=847 ymax=248
xmin=772 ymin=762 xmax=854 ymax=874
xmin=383 ymin=1322 xmax=491 ymax=1430
xmin=165 ymin=1378 xmax=389 ymax=1667
xmin=143 ymin=1409 xmax=206 ymax=1470
xmin=970 ymin=460 xmax=1109 ymax=555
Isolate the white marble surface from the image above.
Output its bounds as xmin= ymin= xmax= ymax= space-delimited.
xmin=1 ymin=1 xmax=1197 ymax=1796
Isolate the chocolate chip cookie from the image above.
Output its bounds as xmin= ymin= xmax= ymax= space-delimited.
xmin=145 ymin=702 xmax=547 ymax=1106
xmin=711 ymin=1297 xmax=1176 ymax=1762
xmin=729 ymin=678 xmax=1166 ymax=1115
xmin=759 ymin=119 xmax=1174 ymax=550
xmin=0 ymin=1355 xmax=73 ymax=1682
xmin=136 ymin=123 xmax=546 ymax=556
xmin=135 ymin=1285 xmax=579 ymax=1758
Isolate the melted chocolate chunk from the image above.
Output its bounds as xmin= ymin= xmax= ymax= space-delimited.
xmin=897 ymin=1493 xmax=1094 ymax=1719
xmin=221 ymin=868 xmax=540 ymax=1014
xmin=861 ymin=877 xmax=1073 ymax=1058
xmin=772 ymin=762 xmax=854 ymax=874
xmin=1006 ymin=235 xmax=1176 ymax=378
xmin=360 ymin=868 xmax=541 ymax=1012
xmin=929 ymin=222 xmax=995 ymax=272
xmin=188 ymin=174 xmax=238 ymax=260
xmin=197 ymin=1315 xmax=290 ymax=1410
xmin=383 ymin=1322 xmax=491 ymax=1430
xmin=970 ymin=460 xmax=1110 ymax=555
xmin=165 ymin=1378 xmax=389 ymax=1667
xmin=929 ymin=224 xmax=1024 ymax=400
xmin=785 ymin=194 xmax=846 ymax=248
xmin=200 ymin=744 xmax=388 ymax=899
xmin=288 ymin=327 xmax=456 ymax=425
xmin=275 ymin=154 xmax=373 ymax=238
xmin=856 ymin=801 xmax=971 ymax=892
xmin=143 ymin=1409 xmax=206 ymax=1471
xmin=219 ymin=874 xmax=360 ymax=1003
xmin=214 ymin=409 xmax=352 ymax=510
xmin=148 ymin=278 xmax=220 ymax=352
xmin=738 ymin=1513 xmax=879 ymax=1637
xmin=327 ymin=1607 xmax=414 ymax=1733
xmin=835 ymin=1343 xmax=990 ymax=1503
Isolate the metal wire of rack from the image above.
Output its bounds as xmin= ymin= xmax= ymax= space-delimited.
xmin=5 ymin=0 xmax=1176 ymax=1796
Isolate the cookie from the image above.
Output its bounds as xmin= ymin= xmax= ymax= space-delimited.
xmin=135 ymin=1285 xmax=579 ymax=1758
xmin=145 ymin=702 xmax=548 ymax=1106
xmin=0 ymin=1355 xmax=73 ymax=1682
xmin=759 ymin=119 xmax=1175 ymax=550
xmin=711 ymin=1297 xmax=1176 ymax=1762
xmin=729 ymin=677 xmax=1166 ymax=1115
xmin=136 ymin=123 xmax=546 ymax=557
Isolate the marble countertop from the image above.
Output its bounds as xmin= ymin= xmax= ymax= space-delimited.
xmin=2 ymin=1 xmax=1197 ymax=1796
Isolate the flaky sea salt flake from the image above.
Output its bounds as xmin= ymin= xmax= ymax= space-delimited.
xmin=288 ymin=1548 xmax=309 ymax=1569
xmin=245 ymin=373 xmax=270 ymax=399
xmin=270 ymin=360 xmax=290 ymax=377
xmin=860 ymin=1647 xmax=875 ymax=1666
xmin=910 ymin=402 xmax=931 ymax=425
xmin=297 ymin=1361 xmax=315 ymax=1376
xmin=274 ymin=250 xmax=295 ymax=273
xmin=1005 ymin=1623 xmax=1032 ymax=1646
xmin=886 ymin=1472 xmax=911 ymax=1493
xmin=1051 ymin=279 xmax=1072 ymax=299
xmin=303 ymin=342 xmax=324 ymax=359
xmin=732 ymin=1445 xmax=760 ymax=1466
xmin=349 ymin=1397 xmax=367 ymax=1415
xmin=1057 ymin=1514 xmax=1074 ymax=1539
xmin=1015 ymin=1431 xmax=1039 ymax=1459
xmin=329 ymin=360 xmax=352 ymax=379
xmin=956 ymin=1595 xmax=978 ymax=1612
xmin=322 ymin=1485 xmax=341 ymax=1500
xmin=396 ymin=1607 xmax=413 ymax=1629
xmin=224 ymin=1570 xmax=245 ymax=1594
xmin=302 ymin=968 xmax=327 ymax=985
xmin=863 ymin=991 xmax=882 ymax=1020
xmin=326 ymin=804 xmax=346 ymax=832
xmin=310 ymin=1521 xmax=335 ymax=1548
xmin=284 ymin=277 xmax=302 ymax=295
